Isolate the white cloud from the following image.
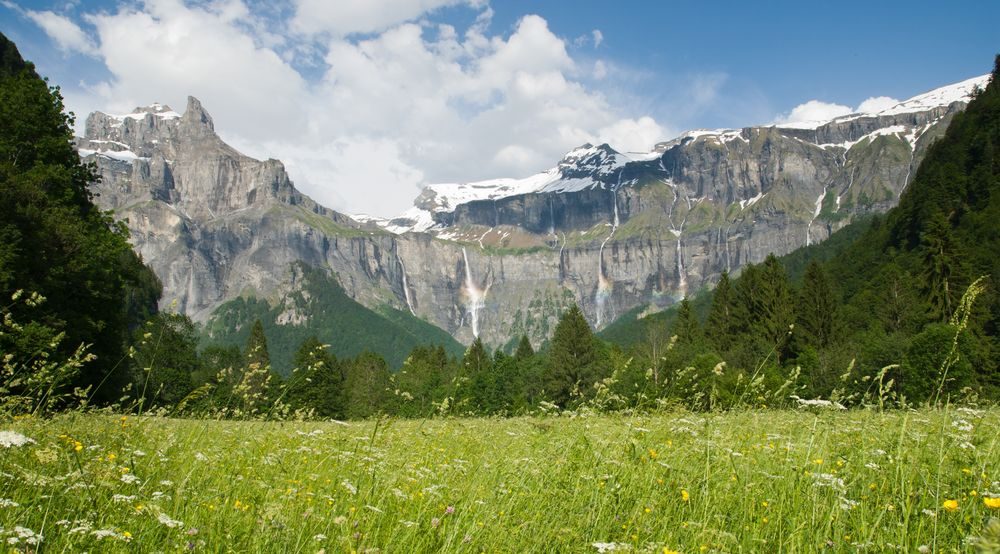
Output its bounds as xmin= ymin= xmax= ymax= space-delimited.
xmin=856 ymin=95 xmax=900 ymax=114
xmin=598 ymin=116 xmax=664 ymax=154
xmin=291 ymin=0 xmax=484 ymax=36
xmin=60 ymin=2 xmax=670 ymax=217
xmin=593 ymin=60 xmax=607 ymax=80
xmin=775 ymin=94 xmax=904 ymax=127
xmin=775 ymin=100 xmax=853 ymax=126
xmin=591 ymin=29 xmax=603 ymax=48
xmin=25 ymin=9 xmax=96 ymax=55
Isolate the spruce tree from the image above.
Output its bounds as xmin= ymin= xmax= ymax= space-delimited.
xmin=286 ymin=337 xmax=344 ymax=418
xmin=514 ymin=335 xmax=535 ymax=360
xmin=796 ymin=261 xmax=838 ymax=348
xmin=759 ymin=255 xmax=794 ymax=345
xmin=545 ymin=304 xmax=602 ymax=407
xmin=672 ymin=297 xmax=702 ymax=346
xmin=705 ymin=272 xmax=736 ymax=351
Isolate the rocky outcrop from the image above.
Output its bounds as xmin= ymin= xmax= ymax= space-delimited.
xmin=80 ymin=75 xmax=987 ymax=349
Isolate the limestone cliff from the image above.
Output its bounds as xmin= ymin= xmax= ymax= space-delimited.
xmin=79 ymin=75 xmax=988 ymax=349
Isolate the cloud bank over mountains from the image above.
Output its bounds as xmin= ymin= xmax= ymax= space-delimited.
xmin=13 ymin=0 xmax=904 ymax=217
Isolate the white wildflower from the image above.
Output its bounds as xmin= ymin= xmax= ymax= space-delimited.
xmin=111 ymin=494 xmax=136 ymax=503
xmin=13 ymin=526 xmax=43 ymax=545
xmin=120 ymin=473 xmax=140 ymax=485
xmin=341 ymin=480 xmax=357 ymax=495
xmin=0 ymin=499 xmax=18 ymax=508
xmin=592 ymin=542 xmax=630 ymax=553
xmin=91 ymin=529 xmax=118 ymax=540
xmin=194 ymin=452 xmax=208 ymax=462
xmin=159 ymin=480 xmax=174 ymax=487
xmin=952 ymin=419 xmax=974 ymax=433
xmin=157 ymin=512 xmax=184 ymax=528
xmin=313 ymin=534 xmax=327 ymax=541
xmin=0 ymin=431 xmax=35 ymax=448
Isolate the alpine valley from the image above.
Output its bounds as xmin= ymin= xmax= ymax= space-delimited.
xmin=77 ymin=74 xmax=989 ymax=364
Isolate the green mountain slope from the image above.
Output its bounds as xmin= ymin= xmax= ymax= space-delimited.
xmin=202 ymin=263 xmax=464 ymax=374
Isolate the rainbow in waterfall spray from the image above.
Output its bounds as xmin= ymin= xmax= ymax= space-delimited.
xmin=462 ymin=248 xmax=486 ymax=338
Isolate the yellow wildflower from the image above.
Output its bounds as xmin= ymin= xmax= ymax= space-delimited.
xmin=681 ymin=489 xmax=690 ymax=502
xmin=942 ymin=499 xmax=959 ymax=512
xmin=984 ymin=497 xmax=1000 ymax=509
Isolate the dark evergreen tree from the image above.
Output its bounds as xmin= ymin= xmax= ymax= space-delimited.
xmin=672 ymin=297 xmax=702 ymax=346
xmin=545 ymin=304 xmax=604 ymax=407
xmin=286 ymin=337 xmax=345 ymax=418
xmin=343 ymin=351 xmax=394 ymax=419
xmin=795 ymin=261 xmax=838 ymax=348
xmin=514 ymin=335 xmax=535 ymax=360
xmin=759 ymin=255 xmax=795 ymax=346
xmin=919 ymin=211 xmax=963 ymax=321
xmin=129 ymin=313 xmax=199 ymax=408
xmin=705 ymin=272 xmax=737 ymax=351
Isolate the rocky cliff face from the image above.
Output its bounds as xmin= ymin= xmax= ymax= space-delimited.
xmin=80 ymin=75 xmax=988 ymax=350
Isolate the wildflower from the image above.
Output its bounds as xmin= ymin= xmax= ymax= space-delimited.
xmin=0 ymin=431 xmax=35 ymax=448
xmin=681 ymin=489 xmax=690 ymax=502
xmin=664 ymin=549 xmax=681 ymax=554
xmin=648 ymin=448 xmax=659 ymax=459
xmin=157 ymin=513 xmax=184 ymax=528
xmin=942 ymin=499 xmax=959 ymax=512
xmin=74 ymin=441 xmax=83 ymax=452
xmin=445 ymin=505 xmax=455 ymax=515
xmin=984 ymin=497 xmax=1000 ymax=509
xmin=122 ymin=531 xmax=132 ymax=541
xmin=431 ymin=517 xmax=441 ymax=528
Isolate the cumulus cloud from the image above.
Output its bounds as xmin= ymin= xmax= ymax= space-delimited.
xmin=775 ymin=100 xmax=853 ymax=126
xmin=24 ymin=9 xmax=96 ymax=55
xmin=291 ymin=0 xmax=484 ymax=36
xmin=776 ymin=94 xmax=903 ymax=127
xmin=591 ymin=29 xmax=603 ymax=48
xmin=856 ymin=95 xmax=900 ymax=114
xmin=50 ymin=1 xmax=670 ymax=217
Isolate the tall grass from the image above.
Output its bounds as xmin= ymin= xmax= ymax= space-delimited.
xmin=2 ymin=408 xmax=999 ymax=551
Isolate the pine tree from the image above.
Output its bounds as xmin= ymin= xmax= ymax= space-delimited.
xmin=545 ymin=304 xmax=603 ymax=407
xmin=286 ymin=337 xmax=344 ymax=418
xmin=705 ymin=272 xmax=737 ymax=351
xmin=759 ymin=255 xmax=795 ymax=346
xmin=514 ymin=335 xmax=535 ymax=360
xmin=796 ymin=261 xmax=838 ymax=348
xmin=920 ymin=211 xmax=962 ymax=321
xmin=236 ymin=319 xmax=273 ymax=414
xmin=672 ymin=297 xmax=702 ymax=346
xmin=343 ymin=351 xmax=394 ymax=419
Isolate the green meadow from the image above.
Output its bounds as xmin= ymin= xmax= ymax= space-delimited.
xmin=2 ymin=408 xmax=999 ymax=552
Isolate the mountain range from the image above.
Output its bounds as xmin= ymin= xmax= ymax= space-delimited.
xmin=76 ymin=74 xmax=989 ymax=357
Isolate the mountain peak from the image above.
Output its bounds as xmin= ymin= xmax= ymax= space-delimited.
xmin=182 ymin=96 xmax=214 ymax=133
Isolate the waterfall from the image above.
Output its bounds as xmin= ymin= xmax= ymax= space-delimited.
xmin=595 ymin=183 xmax=621 ymax=328
xmin=397 ymin=253 xmax=415 ymax=316
xmin=462 ymin=248 xmax=485 ymax=338
xmin=806 ymin=187 xmax=828 ymax=246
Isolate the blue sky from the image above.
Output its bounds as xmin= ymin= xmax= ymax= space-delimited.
xmin=1 ymin=0 xmax=997 ymax=216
